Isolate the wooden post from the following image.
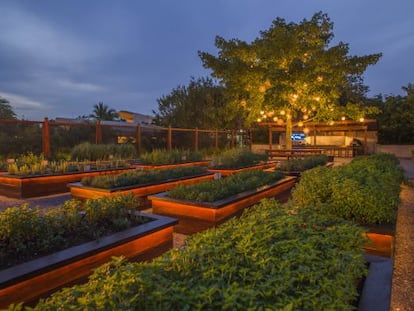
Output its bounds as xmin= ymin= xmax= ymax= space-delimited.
xmin=167 ymin=126 xmax=172 ymax=151
xmin=95 ymin=121 xmax=102 ymax=144
xmin=231 ymin=130 xmax=235 ymax=148
xmin=313 ymin=125 xmax=316 ymax=145
xmin=42 ymin=117 xmax=50 ymax=158
xmin=136 ymin=124 xmax=142 ymax=154
xmin=194 ymin=128 xmax=199 ymax=152
xmin=364 ymin=128 xmax=368 ymax=154
xmin=268 ymin=126 xmax=273 ymax=151
xmin=215 ymin=129 xmax=219 ymax=149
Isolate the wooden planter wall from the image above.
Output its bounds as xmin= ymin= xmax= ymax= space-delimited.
xmin=149 ymin=176 xmax=297 ymax=234
xmin=0 ymin=167 xmax=134 ymax=198
xmin=68 ymin=173 xmax=215 ymax=207
xmin=0 ymin=213 xmax=178 ymax=308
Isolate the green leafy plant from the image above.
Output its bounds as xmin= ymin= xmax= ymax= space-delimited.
xmin=277 ymin=154 xmax=329 ymax=172
xmin=6 ymin=152 xmax=130 ymax=176
xmin=70 ymin=142 xmax=137 ymax=161
xmin=168 ymin=170 xmax=284 ymax=202
xmin=0 ymin=194 xmax=148 ymax=269
xmin=291 ymin=153 xmax=405 ymax=225
xmin=30 ymin=199 xmax=367 ymax=310
xmin=81 ymin=166 xmax=208 ymax=189
xmin=139 ymin=149 xmax=203 ymax=165
xmin=209 ymin=147 xmax=267 ymax=169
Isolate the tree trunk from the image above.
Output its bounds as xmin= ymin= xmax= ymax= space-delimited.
xmin=286 ymin=116 xmax=292 ymax=150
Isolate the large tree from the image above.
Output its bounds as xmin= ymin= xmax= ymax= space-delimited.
xmin=376 ymin=84 xmax=414 ymax=144
xmin=0 ymin=97 xmax=17 ymax=119
xmin=90 ymin=102 xmax=118 ymax=121
xmin=153 ymin=77 xmax=242 ymax=129
xmin=199 ymin=12 xmax=381 ymax=148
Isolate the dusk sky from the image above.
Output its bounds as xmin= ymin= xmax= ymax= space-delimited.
xmin=0 ymin=0 xmax=413 ymax=121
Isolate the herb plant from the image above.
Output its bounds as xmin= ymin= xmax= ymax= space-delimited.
xmin=70 ymin=142 xmax=137 ymax=161
xmin=168 ymin=170 xmax=285 ymax=202
xmin=209 ymin=147 xmax=267 ymax=169
xmin=81 ymin=166 xmax=207 ymax=189
xmin=0 ymin=194 xmax=148 ymax=269
xmin=139 ymin=149 xmax=203 ymax=165
xmin=30 ymin=199 xmax=367 ymax=310
xmin=277 ymin=154 xmax=329 ymax=172
xmin=291 ymin=153 xmax=405 ymax=225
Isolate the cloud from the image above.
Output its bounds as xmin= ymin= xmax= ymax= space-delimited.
xmin=0 ymin=6 xmax=107 ymax=67
xmin=0 ymin=91 xmax=48 ymax=111
xmin=56 ymin=79 xmax=105 ymax=92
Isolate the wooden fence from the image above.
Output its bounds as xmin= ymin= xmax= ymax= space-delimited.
xmin=0 ymin=118 xmax=242 ymax=157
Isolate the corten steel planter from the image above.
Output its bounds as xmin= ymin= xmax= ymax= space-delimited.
xmin=0 ymin=213 xmax=178 ymax=308
xmin=132 ymin=161 xmax=210 ymax=170
xmin=149 ymin=176 xmax=297 ymax=234
xmin=68 ymin=172 xmax=215 ymax=207
xmin=0 ymin=167 xmax=135 ymax=199
xmin=207 ymin=162 xmax=277 ymax=177
xmin=363 ymin=227 xmax=395 ymax=258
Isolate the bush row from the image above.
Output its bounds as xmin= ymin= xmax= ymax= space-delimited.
xmin=81 ymin=166 xmax=208 ymax=189
xmin=70 ymin=142 xmax=137 ymax=161
xmin=209 ymin=148 xmax=267 ymax=169
xmin=7 ymin=152 xmax=129 ymax=176
xmin=139 ymin=149 xmax=203 ymax=165
xmin=168 ymin=170 xmax=285 ymax=202
xmin=291 ymin=153 xmax=405 ymax=225
xmin=29 ymin=199 xmax=367 ymax=310
xmin=277 ymin=154 xmax=329 ymax=172
xmin=0 ymin=194 xmax=147 ymax=269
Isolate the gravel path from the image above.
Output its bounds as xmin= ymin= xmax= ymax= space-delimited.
xmin=390 ymin=183 xmax=414 ymax=311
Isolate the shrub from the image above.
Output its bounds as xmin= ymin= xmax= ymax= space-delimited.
xmin=70 ymin=142 xmax=137 ymax=161
xmin=31 ymin=199 xmax=367 ymax=310
xmin=209 ymin=147 xmax=267 ymax=169
xmin=139 ymin=149 xmax=203 ymax=165
xmin=168 ymin=170 xmax=285 ymax=202
xmin=81 ymin=166 xmax=208 ymax=189
xmin=291 ymin=153 xmax=405 ymax=225
xmin=277 ymin=154 xmax=329 ymax=172
xmin=0 ymin=194 xmax=148 ymax=269
xmin=6 ymin=152 xmax=130 ymax=176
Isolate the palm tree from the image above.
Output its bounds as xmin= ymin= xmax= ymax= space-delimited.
xmin=90 ymin=102 xmax=118 ymax=121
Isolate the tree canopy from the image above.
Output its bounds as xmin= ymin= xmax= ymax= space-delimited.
xmin=90 ymin=102 xmax=118 ymax=121
xmin=153 ymin=77 xmax=242 ymax=129
xmin=376 ymin=84 xmax=414 ymax=144
xmin=199 ymin=12 xmax=381 ymax=148
xmin=0 ymin=97 xmax=17 ymax=119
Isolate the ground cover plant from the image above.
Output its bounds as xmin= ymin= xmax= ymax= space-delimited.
xmin=291 ymin=153 xmax=405 ymax=225
xmin=0 ymin=194 xmax=148 ymax=269
xmin=139 ymin=149 xmax=203 ymax=165
xmin=209 ymin=147 xmax=267 ymax=169
xmin=167 ymin=170 xmax=285 ymax=202
xmin=26 ymin=199 xmax=367 ymax=310
xmin=6 ymin=152 xmax=129 ymax=176
xmin=81 ymin=166 xmax=208 ymax=189
xmin=70 ymin=142 xmax=137 ymax=161
xmin=277 ymin=154 xmax=329 ymax=172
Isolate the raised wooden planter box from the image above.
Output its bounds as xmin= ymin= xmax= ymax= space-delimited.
xmin=279 ymin=162 xmax=334 ymax=177
xmin=0 ymin=212 xmax=178 ymax=308
xmin=68 ymin=172 xmax=215 ymax=206
xmin=149 ymin=176 xmax=297 ymax=234
xmin=132 ymin=161 xmax=210 ymax=170
xmin=207 ymin=162 xmax=277 ymax=177
xmin=363 ymin=226 xmax=395 ymax=258
xmin=0 ymin=167 xmax=135 ymax=198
